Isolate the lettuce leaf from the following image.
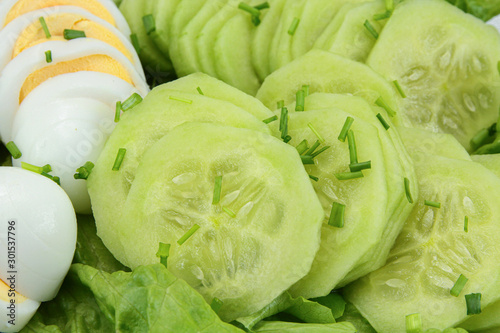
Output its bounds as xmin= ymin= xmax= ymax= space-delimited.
xmin=253 ymin=321 xmax=356 ymax=332
xmin=446 ymin=0 xmax=500 ymax=21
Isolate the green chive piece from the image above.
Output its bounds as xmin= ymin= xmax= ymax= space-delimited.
xmin=130 ymin=33 xmax=141 ymax=55
xmin=450 ymin=274 xmax=468 ymax=297
xmin=328 ymin=202 xmax=345 ymax=228
xmin=335 ymin=171 xmax=364 ymax=180
xmin=295 ymin=89 xmax=305 ymax=111
xmin=45 ymin=50 xmax=52 ymax=63
xmin=385 ymin=0 xmax=394 ymax=11
xmin=251 ymin=14 xmax=261 ymax=26
xmin=305 ymin=140 xmax=321 ymax=156
xmin=114 ymin=101 xmax=122 ymax=122
xmin=41 ymin=172 xmax=60 ymax=185
xmin=280 ymin=107 xmax=289 ymax=141
xmin=178 ymin=224 xmax=201 ymax=245
xmin=373 ymin=10 xmax=391 ymax=20
xmin=112 ymin=148 xmax=126 ymax=171
xmin=39 ymin=17 xmax=51 ymax=38
xmin=277 ymin=100 xmax=284 ymax=109
xmin=210 ymin=297 xmax=224 ymax=314
xmin=263 ymin=115 xmax=278 ymax=124
xmin=52 ymin=176 xmax=61 ymax=185
xmin=308 ymin=123 xmax=325 ymax=143
xmin=254 ymin=2 xmax=270 ymax=10
xmin=404 ymin=177 xmax=413 ymax=204
xmin=142 ymin=14 xmax=156 ymax=34
xmin=238 ymin=2 xmax=260 ymax=16
xmin=288 ymin=17 xmax=300 ymax=35
xmin=222 ymin=206 xmax=237 ymax=218
xmin=156 ymin=242 xmax=170 ymax=268
xmin=338 ymin=117 xmax=354 ymax=142
xmin=196 ymin=86 xmax=204 ymax=95
xmin=302 ymin=85 xmax=310 ymax=97
xmin=42 ymin=164 xmax=52 ymax=173
xmin=464 ymin=216 xmax=469 ymax=232
xmin=311 ymin=146 xmax=330 ymax=158
xmin=393 ymin=80 xmax=406 ymax=98
xmin=6 ymin=141 xmax=21 ymax=159
xmin=376 ymin=113 xmax=390 ymax=130
xmin=169 ymin=96 xmax=193 ymax=104
xmin=350 ymin=161 xmax=372 ymax=172
xmin=296 ymin=139 xmax=309 ymax=155
xmin=283 ymin=135 xmax=292 ymax=143
xmin=301 ymin=155 xmax=315 ymax=165
xmin=424 ymin=200 xmax=441 ymax=208
xmin=63 ymin=29 xmax=86 ymax=40
xmin=122 ymin=93 xmax=143 ymax=111
xmin=309 ymin=174 xmax=319 ymax=182
xmin=375 ymin=97 xmax=396 ymax=117
xmin=363 ymin=20 xmax=379 ymax=39
xmin=74 ymin=161 xmax=95 ymax=180
xmin=347 ymin=130 xmax=358 ymax=164
xmin=21 ymin=162 xmax=43 ymax=174
xmin=470 ymin=128 xmax=491 ymax=151
xmin=405 ymin=313 xmax=422 ymax=333
xmin=212 ymin=176 xmax=223 ymax=205
xmin=465 ymin=293 xmax=482 ymax=315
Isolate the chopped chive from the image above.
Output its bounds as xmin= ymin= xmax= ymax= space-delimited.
xmin=280 ymin=107 xmax=289 ymax=141
xmin=296 ymin=139 xmax=309 ymax=155
xmin=347 ymin=130 xmax=358 ymax=164
xmin=404 ymin=177 xmax=413 ymax=204
xmin=470 ymin=128 xmax=491 ymax=151
xmin=338 ymin=117 xmax=354 ymax=142
xmin=263 ymin=115 xmax=278 ymax=124
xmin=6 ymin=141 xmax=21 ymax=159
xmin=295 ymin=89 xmax=305 ymax=111
xmin=251 ymin=15 xmax=261 ymax=26
xmin=305 ymin=140 xmax=320 ymax=156
xmin=39 ymin=17 xmax=51 ymax=38
xmin=45 ymin=50 xmax=52 ymax=63
xmin=288 ymin=17 xmax=300 ymax=35
xmin=112 ymin=148 xmax=126 ymax=171
xmin=375 ymin=97 xmax=396 ymax=117
xmin=464 ymin=216 xmax=469 ymax=232
xmin=302 ymin=85 xmax=310 ymax=97
xmin=373 ymin=10 xmax=392 ymax=21
xmin=210 ymin=297 xmax=224 ymax=314
xmin=335 ymin=171 xmax=364 ymax=180
xmin=424 ymin=200 xmax=441 ymax=208
xmin=376 ymin=113 xmax=390 ymax=130
xmin=301 ymin=155 xmax=315 ymax=165
xmin=363 ymin=20 xmax=379 ymax=39
xmin=74 ymin=161 xmax=95 ymax=180
xmin=254 ymin=2 xmax=270 ymax=10
xmin=308 ymin=123 xmax=325 ymax=143
xmin=142 ymin=14 xmax=156 ymax=34
xmin=328 ymin=202 xmax=345 ymax=228
xmin=52 ymin=176 xmax=61 ymax=185
xmin=283 ymin=135 xmax=292 ymax=143
xmin=350 ymin=161 xmax=371 ymax=172
xmin=393 ymin=80 xmax=406 ymax=98
xmin=222 ymin=206 xmax=237 ymax=218
xmin=130 ymin=33 xmax=141 ymax=55
xmin=42 ymin=164 xmax=52 ymax=173
xmin=309 ymin=174 xmax=319 ymax=182
xmin=42 ymin=172 xmax=60 ymax=185
xmin=63 ymin=29 xmax=86 ymax=40
xmin=311 ymin=146 xmax=330 ymax=158
xmin=405 ymin=313 xmax=422 ymax=333
xmin=114 ymin=101 xmax=122 ymax=122
xmin=277 ymin=100 xmax=284 ymax=109
xmin=238 ymin=2 xmax=260 ymax=16
xmin=450 ymin=274 xmax=468 ymax=297
xmin=385 ymin=0 xmax=394 ymax=11
xmin=156 ymin=242 xmax=170 ymax=268
xmin=212 ymin=176 xmax=223 ymax=205
xmin=21 ymin=162 xmax=43 ymax=174
xmin=196 ymin=86 xmax=204 ymax=95
xmin=178 ymin=224 xmax=200 ymax=245
xmin=169 ymin=96 xmax=193 ymax=104
xmin=122 ymin=93 xmax=143 ymax=111
xmin=465 ymin=293 xmax=481 ymax=315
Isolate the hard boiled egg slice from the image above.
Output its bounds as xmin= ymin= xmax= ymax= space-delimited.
xmin=0 ymin=0 xmax=131 ymax=36
xmin=0 ymin=280 xmax=40 ymax=333
xmin=11 ymin=71 xmax=142 ymax=214
xmin=0 ymin=166 xmax=77 ymax=302
xmin=0 ymin=7 xmax=142 ymax=73
xmin=0 ymin=38 xmax=149 ymax=142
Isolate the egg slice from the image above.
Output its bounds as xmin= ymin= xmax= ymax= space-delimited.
xmin=10 ymin=71 xmax=142 ymax=214
xmin=0 ymin=38 xmax=149 ymax=142
xmin=0 ymin=166 xmax=77 ymax=302
xmin=0 ymin=0 xmax=131 ymax=36
xmin=0 ymin=279 xmax=40 ymax=333
xmin=0 ymin=7 xmax=141 ymax=72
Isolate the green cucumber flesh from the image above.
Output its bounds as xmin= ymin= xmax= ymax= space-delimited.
xmin=149 ymin=0 xmax=181 ymax=58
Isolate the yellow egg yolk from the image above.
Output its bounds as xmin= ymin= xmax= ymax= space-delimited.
xmin=4 ymin=0 xmax=115 ymax=27
xmin=19 ymin=55 xmax=133 ymax=103
xmin=0 ymin=279 xmax=27 ymax=304
xmin=13 ymin=13 xmax=132 ymax=61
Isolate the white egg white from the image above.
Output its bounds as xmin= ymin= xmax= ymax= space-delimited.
xmin=0 ymin=6 xmax=144 ymax=76
xmin=11 ymin=71 xmax=142 ymax=214
xmin=0 ymin=0 xmax=131 ymax=36
xmin=0 ymin=38 xmax=149 ymax=142
xmin=0 ymin=167 xmax=77 ymax=302
xmin=0 ymin=293 xmax=40 ymax=333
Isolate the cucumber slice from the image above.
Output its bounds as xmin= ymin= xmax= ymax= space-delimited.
xmin=88 ymin=84 xmax=271 ymax=262
xmin=459 ymin=298 xmax=500 ymax=332
xmin=149 ymin=0 xmax=181 ymax=59
xmin=471 ymin=154 xmax=500 ymax=179
xmin=345 ymin=154 xmax=500 ymax=332
xmin=366 ymin=0 xmax=500 ymax=151
xmin=114 ymin=122 xmax=324 ymax=321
